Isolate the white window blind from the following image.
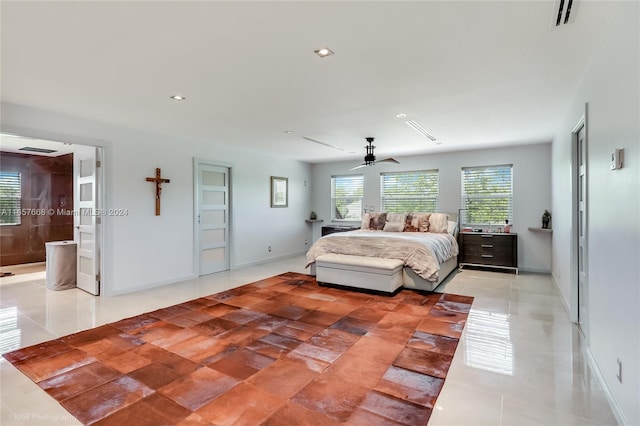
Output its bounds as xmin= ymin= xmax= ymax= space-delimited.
xmin=380 ymin=170 xmax=439 ymax=213
xmin=461 ymin=165 xmax=513 ymax=225
xmin=331 ymin=175 xmax=363 ymax=221
xmin=0 ymin=172 xmax=21 ymax=226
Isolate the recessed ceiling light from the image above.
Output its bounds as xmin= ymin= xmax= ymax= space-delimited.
xmin=395 ymin=113 xmax=407 ymax=118
xmin=314 ymin=47 xmax=334 ymax=58
xmin=284 ymin=130 xmax=294 ymax=134
xmin=170 ymin=95 xmax=186 ymax=101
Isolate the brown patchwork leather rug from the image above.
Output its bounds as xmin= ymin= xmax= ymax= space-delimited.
xmin=3 ymin=272 xmax=473 ymax=425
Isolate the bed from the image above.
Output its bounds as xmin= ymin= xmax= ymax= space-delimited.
xmin=306 ymin=212 xmax=459 ymax=293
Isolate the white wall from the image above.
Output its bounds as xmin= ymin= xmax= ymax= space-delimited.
xmin=1 ymin=102 xmax=312 ymax=295
xmin=551 ymin=2 xmax=639 ymax=424
xmin=311 ymin=143 xmax=552 ymax=272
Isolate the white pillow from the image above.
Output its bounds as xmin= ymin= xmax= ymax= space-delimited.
xmin=361 ymin=213 xmax=371 ymax=229
xmin=447 ymin=220 xmax=458 ymax=235
xmin=383 ymin=221 xmax=405 ymax=232
xmin=386 ymin=212 xmax=407 ymax=224
xmin=383 ymin=213 xmax=407 ymax=232
xmin=429 ymin=213 xmax=449 ymax=233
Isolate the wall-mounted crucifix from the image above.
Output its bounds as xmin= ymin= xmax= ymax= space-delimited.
xmin=146 ymin=168 xmax=170 ymax=216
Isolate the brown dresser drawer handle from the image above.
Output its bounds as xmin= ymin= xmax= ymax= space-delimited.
xmin=481 ymin=254 xmax=494 ymax=258
xmin=481 ymin=244 xmax=493 ymax=248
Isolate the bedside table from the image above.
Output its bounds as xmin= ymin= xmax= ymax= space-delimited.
xmin=459 ymin=232 xmax=518 ymax=273
xmin=321 ymin=225 xmax=360 ymax=236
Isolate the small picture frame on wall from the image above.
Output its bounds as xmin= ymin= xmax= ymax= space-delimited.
xmin=270 ymin=176 xmax=288 ymax=208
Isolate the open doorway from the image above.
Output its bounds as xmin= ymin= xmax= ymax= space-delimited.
xmin=0 ymin=134 xmax=103 ymax=295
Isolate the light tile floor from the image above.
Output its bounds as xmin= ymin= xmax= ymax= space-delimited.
xmin=0 ymin=257 xmax=617 ymax=425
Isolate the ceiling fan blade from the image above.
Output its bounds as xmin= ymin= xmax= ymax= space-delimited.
xmin=349 ymin=164 xmax=367 ymax=171
xmin=379 ymin=157 xmax=400 ymax=164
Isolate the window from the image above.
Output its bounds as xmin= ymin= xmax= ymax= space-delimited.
xmin=380 ymin=170 xmax=439 ymax=213
xmin=0 ymin=172 xmax=21 ymax=225
xmin=461 ymin=165 xmax=513 ymax=225
xmin=331 ymin=174 xmax=363 ymax=221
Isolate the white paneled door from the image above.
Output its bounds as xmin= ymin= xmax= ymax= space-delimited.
xmin=576 ymin=124 xmax=588 ymax=336
xmin=74 ymin=145 xmax=101 ymax=295
xmin=196 ymin=163 xmax=230 ymax=275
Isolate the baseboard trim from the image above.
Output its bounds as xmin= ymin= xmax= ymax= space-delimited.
xmin=107 ymin=273 xmax=198 ymax=296
xmin=232 ymin=250 xmax=307 ymax=270
xmin=551 ymin=272 xmax=572 ymax=316
xmin=108 ymin=251 xmax=307 ymax=296
xmin=585 ymin=348 xmax=628 ymax=425
xmin=518 ymin=267 xmax=551 ymax=274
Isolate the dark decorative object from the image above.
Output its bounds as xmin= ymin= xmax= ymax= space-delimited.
xmin=542 ymin=210 xmax=551 ymax=229
xmin=146 ymin=168 xmax=170 ymax=216
xmin=310 ymin=211 xmax=317 ymax=220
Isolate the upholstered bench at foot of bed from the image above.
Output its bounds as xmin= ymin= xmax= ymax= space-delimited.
xmin=315 ymin=253 xmax=404 ymax=294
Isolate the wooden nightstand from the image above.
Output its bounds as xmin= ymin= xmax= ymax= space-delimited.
xmin=459 ymin=232 xmax=518 ymax=273
xmin=321 ymin=225 xmax=360 ymax=236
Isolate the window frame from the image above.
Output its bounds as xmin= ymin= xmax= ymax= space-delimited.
xmin=461 ymin=164 xmax=513 ymax=226
xmin=380 ymin=169 xmax=439 ymax=213
xmin=330 ymin=174 xmax=364 ymax=222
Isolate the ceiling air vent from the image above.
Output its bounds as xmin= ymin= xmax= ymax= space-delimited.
xmin=405 ymin=120 xmax=437 ymax=142
xmin=553 ymin=0 xmax=574 ymax=27
xmin=19 ymin=147 xmax=57 ymax=154
xmin=301 ymin=136 xmax=346 ymax=152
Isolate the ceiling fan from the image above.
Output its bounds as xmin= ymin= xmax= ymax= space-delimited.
xmin=349 ymin=137 xmax=399 ymax=170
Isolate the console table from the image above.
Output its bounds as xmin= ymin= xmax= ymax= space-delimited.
xmin=459 ymin=232 xmax=518 ymax=273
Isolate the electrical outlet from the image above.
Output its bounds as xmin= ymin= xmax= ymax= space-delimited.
xmin=616 ymin=359 xmax=622 ymax=383
xmin=268 ymin=246 xmax=272 ymax=252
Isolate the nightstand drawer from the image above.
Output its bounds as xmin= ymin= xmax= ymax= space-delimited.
xmin=461 ymin=234 xmax=514 ymax=249
xmin=461 ymin=252 xmax=513 ymax=266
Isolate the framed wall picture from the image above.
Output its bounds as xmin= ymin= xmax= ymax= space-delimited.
xmin=270 ymin=176 xmax=288 ymax=208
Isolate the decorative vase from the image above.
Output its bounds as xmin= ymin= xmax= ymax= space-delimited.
xmin=310 ymin=211 xmax=317 ymax=220
xmin=542 ymin=210 xmax=551 ymax=229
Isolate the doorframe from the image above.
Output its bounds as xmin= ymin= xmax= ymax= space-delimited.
xmin=73 ymin=145 xmax=105 ymax=295
xmin=0 ymin=130 xmax=105 ymax=295
xmin=192 ymin=157 xmax=234 ymax=276
xmin=570 ymin=106 xmax=588 ymax=330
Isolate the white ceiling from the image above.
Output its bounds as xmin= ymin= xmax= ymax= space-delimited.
xmin=0 ymin=1 xmax=617 ymax=163
xmin=0 ymin=134 xmax=73 ymax=157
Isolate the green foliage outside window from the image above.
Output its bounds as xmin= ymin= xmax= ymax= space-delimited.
xmin=462 ymin=165 xmax=512 ymax=225
xmin=331 ymin=175 xmax=363 ymax=221
xmin=381 ymin=171 xmax=438 ymax=213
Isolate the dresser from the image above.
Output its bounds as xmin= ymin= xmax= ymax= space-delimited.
xmin=321 ymin=225 xmax=360 ymax=236
xmin=459 ymin=232 xmax=518 ymax=273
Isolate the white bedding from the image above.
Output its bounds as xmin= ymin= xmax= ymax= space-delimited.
xmin=306 ymin=230 xmax=458 ymax=281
